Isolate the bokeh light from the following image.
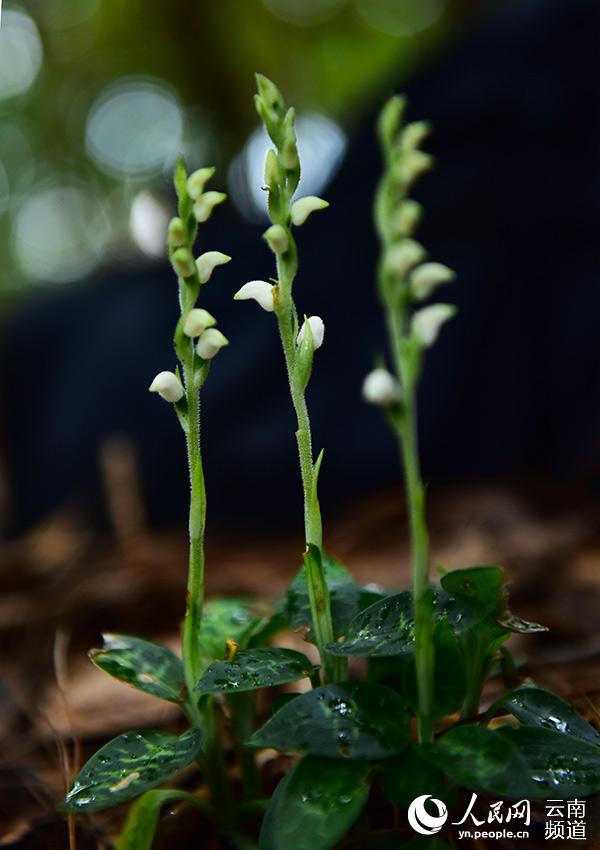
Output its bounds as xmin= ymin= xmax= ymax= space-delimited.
xmin=0 ymin=8 xmax=43 ymax=100
xmin=229 ymin=113 xmax=347 ymax=221
xmin=85 ymin=78 xmax=183 ymax=180
xmin=13 ymin=181 xmax=111 ymax=283
xmin=263 ymin=0 xmax=345 ymax=27
xmin=355 ymin=0 xmax=446 ymax=36
xmin=129 ymin=191 xmax=169 ymax=259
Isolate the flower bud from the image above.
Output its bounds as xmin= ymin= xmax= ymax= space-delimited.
xmin=196 ymin=328 xmax=229 ymax=360
xmin=296 ymin=316 xmax=315 ymax=391
xmin=411 ymin=304 xmax=456 ymax=348
xmin=362 ymin=368 xmax=401 ymax=406
xmin=171 ymin=247 xmax=195 ymax=278
xmin=168 ymin=217 xmax=187 ymax=248
xmin=401 ymin=121 xmax=430 ymax=151
xmin=263 ymin=224 xmax=288 ymax=255
xmin=234 ymin=280 xmax=275 ymax=312
xmin=196 ymin=251 xmax=231 ymax=284
xmin=187 ymin=167 xmax=215 ymax=200
xmin=193 ymin=191 xmax=227 ymax=223
xmin=410 ymin=262 xmax=455 ymax=301
xmin=297 ymin=315 xmax=325 ymax=350
xmin=149 ymin=371 xmax=185 ymax=403
xmin=377 ymin=95 xmax=406 ymax=148
xmin=256 ymin=73 xmax=284 ymax=112
xmin=290 ymin=196 xmax=329 ymax=227
xmin=264 ymin=149 xmax=281 ymax=187
xmin=281 ymin=138 xmax=299 ymax=171
xmin=400 ymin=150 xmax=434 ymax=184
xmin=385 ymin=239 xmax=426 ymax=277
xmin=394 ymin=200 xmax=422 ymax=237
xmin=183 ymin=308 xmax=217 ymax=338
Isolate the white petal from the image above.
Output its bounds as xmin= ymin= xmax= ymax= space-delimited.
xmin=193 ymin=191 xmax=226 ymax=223
xmin=183 ymin=308 xmax=217 ymax=337
xmin=410 ymin=262 xmax=455 ymax=301
xmin=362 ymin=369 xmax=401 ymax=406
xmin=187 ymin=167 xmax=215 ymax=200
xmin=196 ymin=328 xmax=229 ymax=360
xmin=149 ymin=371 xmax=184 ymax=403
xmin=196 ymin=251 xmax=231 ymax=284
xmin=290 ymin=196 xmax=329 ymax=227
xmin=233 ymin=280 xmax=275 ymax=312
xmin=411 ymin=304 xmax=456 ymax=347
xmin=385 ymin=239 xmax=426 ymax=277
xmin=297 ymin=315 xmax=325 ymax=350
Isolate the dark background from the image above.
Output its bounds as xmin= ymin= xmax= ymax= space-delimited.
xmin=1 ymin=0 xmax=599 ymax=540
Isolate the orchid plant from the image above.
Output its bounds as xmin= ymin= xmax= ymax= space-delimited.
xmin=59 ymin=77 xmax=600 ymax=850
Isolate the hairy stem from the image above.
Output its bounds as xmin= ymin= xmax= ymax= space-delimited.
xmin=389 ymin=315 xmax=434 ymax=743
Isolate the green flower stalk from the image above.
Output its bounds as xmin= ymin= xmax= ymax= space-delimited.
xmin=149 ymin=157 xmax=230 ymax=798
xmin=369 ymin=96 xmax=456 ymax=742
xmin=234 ymin=74 xmax=344 ymax=684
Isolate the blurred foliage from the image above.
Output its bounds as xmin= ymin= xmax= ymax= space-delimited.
xmin=0 ymin=0 xmax=475 ymax=293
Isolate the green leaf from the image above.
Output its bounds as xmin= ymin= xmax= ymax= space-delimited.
xmin=440 ymin=566 xmax=546 ymax=635
xmin=440 ymin=566 xmax=504 ymax=621
xmin=286 ymin=551 xmax=382 ymax=640
xmin=61 ymin=728 xmax=203 ymax=813
xmin=248 ymin=683 xmax=410 ymax=759
xmin=259 ymin=755 xmax=371 ymax=850
xmin=379 ymin=745 xmax=450 ymax=809
xmin=498 ymin=725 xmax=600 ymax=797
xmin=505 ymin=685 xmax=600 ymax=745
xmin=421 ymin=725 xmax=538 ymax=800
xmin=199 ymin=598 xmax=264 ymax=662
xmin=115 ymin=789 xmax=208 ymax=850
xmin=327 ymin=592 xmax=414 ymax=657
xmin=90 ymin=634 xmax=185 ymax=704
xmin=402 ymin=620 xmax=466 ymax=721
xmin=195 ymin=648 xmax=318 ymax=694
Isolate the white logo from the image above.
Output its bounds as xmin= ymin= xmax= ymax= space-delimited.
xmin=408 ymin=794 xmax=448 ymax=836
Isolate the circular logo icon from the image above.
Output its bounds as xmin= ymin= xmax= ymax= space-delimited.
xmin=408 ymin=794 xmax=448 ymax=835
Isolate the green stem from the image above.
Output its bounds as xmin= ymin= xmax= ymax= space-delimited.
xmin=182 ymin=362 xmax=205 ymax=703
xmin=277 ymin=312 xmax=345 ymax=683
xmin=180 ymin=356 xmax=231 ymax=804
xmin=229 ymin=693 xmax=261 ymax=800
xmin=275 ymin=247 xmax=345 ymax=684
xmin=389 ymin=314 xmax=434 ymax=743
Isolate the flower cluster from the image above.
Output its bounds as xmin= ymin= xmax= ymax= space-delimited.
xmin=363 ymin=96 xmax=456 ymax=408
xmin=149 ymin=165 xmax=230 ymax=405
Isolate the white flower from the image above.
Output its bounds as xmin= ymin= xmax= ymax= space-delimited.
xmin=167 ymin=217 xmax=187 ymax=248
xmin=193 ymin=191 xmax=227 ymax=223
xmin=233 ymin=280 xmax=275 ymax=312
xmin=183 ymin=308 xmax=217 ymax=338
xmin=187 ymin=167 xmax=215 ymax=200
xmin=297 ymin=316 xmax=325 ymax=350
xmin=394 ymin=200 xmax=422 ymax=237
xmin=290 ymin=196 xmax=329 ymax=227
xmin=385 ymin=239 xmax=426 ymax=276
xmin=401 ymin=120 xmax=430 ymax=151
xmin=410 ymin=262 xmax=455 ymax=301
xmin=196 ymin=251 xmax=231 ymax=284
xmin=196 ymin=328 xmax=229 ymax=360
xmin=149 ymin=371 xmax=184 ymax=403
xmin=411 ymin=304 xmax=456 ymax=347
xmin=362 ymin=368 xmax=401 ymax=406
xmin=400 ymin=150 xmax=433 ymax=184
xmin=171 ymin=248 xmax=195 ymax=278
xmin=263 ymin=224 xmax=288 ymax=255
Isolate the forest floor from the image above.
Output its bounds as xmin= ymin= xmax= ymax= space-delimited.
xmin=1 ymin=479 xmax=600 ymax=849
